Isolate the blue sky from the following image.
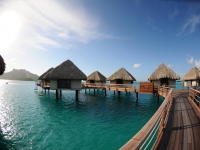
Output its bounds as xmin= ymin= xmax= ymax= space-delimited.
xmin=0 ymin=0 xmax=200 ymax=81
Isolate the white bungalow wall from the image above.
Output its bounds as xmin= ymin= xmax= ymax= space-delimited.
xmin=184 ymin=80 xmax=199 ymax=86
xmin=168 ymin=79 xmax=176 ymax=88
xmin=151 ymin=79 xmax=176 ymax=87
xmin=110 ymin=80 xmax=132 ymax=84
xmin=50 ymin=80 xmax=57 ymax=90
xmin=123 ymin=80 xmax=132 ymax=84
xmin=50 ymin=80 xmax=82 ymax=90
xmin=151 ymin=80 xmax=160 ymax=86
xmin=70 ymin=80 xmax=82 ymax=90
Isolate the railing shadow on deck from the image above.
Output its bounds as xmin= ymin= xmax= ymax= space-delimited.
xmin=120 ymin=87 xmax=173 ymax=150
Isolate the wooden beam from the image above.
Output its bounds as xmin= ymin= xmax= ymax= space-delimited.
xmin=118 ymin=91 xmax=121 ymax=98
xmin=104 ymin=89 xmax=107 ymax=97
xmin=56 ymin=89 xmax=58 ymax=100
xmin=60 ymin=90 xmax=62 ymax=97
xmin=76 ymin=90 xmax=78 ymax=101
xmin=94 ymin=89 xmax=95 ymax=95
xmin=157 ymin=94 xmax=159 ymax=102
xmin=136 ymin=92 xmax=138 ymax=101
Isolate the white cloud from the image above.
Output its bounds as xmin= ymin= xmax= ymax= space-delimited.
xmin=133 ymin=63 xmax=141 ymax=68
xmin=147 ymin=18 xmax=162 ymax=32
xmin=10 ymin=58 xmax=15 ymax=61
xmin=195 ymin=60 xmax=200 ymax=69
xmin=168 ymin=9 xmax=179 ymax=20
xmin=177 ymin=14 xmax=200 ymax=36
xmin=187 ymin=56 xmax=194 ymax=64
xmin=0 ymin=0 xmax=111 ymax=52
xmin=168 ymin=64 xmax=174 ymax=69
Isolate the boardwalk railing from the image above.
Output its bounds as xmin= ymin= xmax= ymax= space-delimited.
xmin=120 ymin=88 xmax=173 ymax=150
xmin=158 ymin=85 xmax=171 ymax=98
xmin=188 ymin=88 xmax=200 ymax=115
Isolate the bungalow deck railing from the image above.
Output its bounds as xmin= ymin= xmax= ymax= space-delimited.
xmin=188 ymin=88 xmax=200 ymax=115
xmin=120 ymin=87 xmax=173 ymax=150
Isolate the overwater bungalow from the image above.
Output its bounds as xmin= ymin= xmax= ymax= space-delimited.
xmin=44 ymin=59 xmax=87 ymax=99
xmin=38 ymin=67 xmax=54 ymax=88
xmin=0 ymin=55 xmax=5 ymax=75
xmin=86 ymin=71 xmax=106 ymax=84
xmin=148 ymin=63 xmax=180 ymax=88
xmin=106 ymin=67 xmax=136 ymax=84
xmin=182 ymin=66 xmax=200 ymax=87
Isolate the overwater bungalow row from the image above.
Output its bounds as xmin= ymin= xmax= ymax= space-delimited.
xmin=37 ymin=61 xmax=198 ymax=100
xmin=182 ymin=66 xmax=200 ymax=87
xmin=37 ymin=59 xmax=87 ymax=99
xmin=37 ymin=67 xmax=54 ymax=89
xmin=148 ymin=63 xmax=180 ymax=88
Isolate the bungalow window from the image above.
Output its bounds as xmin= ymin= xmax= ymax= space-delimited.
xmin=57 ymin=79 xmax=71 ymax=88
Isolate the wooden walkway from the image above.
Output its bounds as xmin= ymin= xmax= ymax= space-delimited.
xmin=155 ymin=90 xmax=200 ymax=150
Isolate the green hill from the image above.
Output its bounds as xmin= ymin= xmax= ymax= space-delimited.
xmin=0 ymin=69 xmax=39 ymax=81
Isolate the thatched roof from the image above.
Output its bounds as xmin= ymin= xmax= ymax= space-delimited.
xmin=182 ymin=66 xmax=200 ymax=80
xmin=87 ymin=71 xmax=106 ymax=82
xmin=0 ymin=55 xmax=5 ymax=75
xmin=44 ymin=59 xmax=87 ymax=80
xmin=148 ymin=63 xmax=180 ymax=80
xmin=106 ymin=67 xmax=136 ymax=81
xmin=38 ymin=67 xmax=54 ymax=80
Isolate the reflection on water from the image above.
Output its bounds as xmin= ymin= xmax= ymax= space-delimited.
xmin=0 ymin=80 xmax=165 ymax=149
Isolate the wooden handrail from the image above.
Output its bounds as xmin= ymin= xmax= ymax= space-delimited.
xmin=188 ymin=88 xmax=200 ymax=116
xmin=120 ymin=88 xmax=172 ymax=150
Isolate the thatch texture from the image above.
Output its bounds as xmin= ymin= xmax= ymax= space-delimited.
xmin=38 ymin=67 xmax=54 ymax=80
xmin=148 ymin=63 xmax=180 ymax=80
xmin=0 ymin=55 xmax=5 ymax=75
xmin=44 ymin=59 xmax=87 ymax=80
xmin=87 ymin=71 xmax=106 ymax=82
xmin=182 ymin=66 xmax=200 ymax=80
xmin=106 ymin=68 xmax=136 ymax=81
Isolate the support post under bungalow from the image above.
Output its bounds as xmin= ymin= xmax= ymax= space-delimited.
xmin=56 ymin=89 xmax=58 ymax=100
xmin=114 ymin=91 xmax=115 ymax=95
xmin=136 ymin=92 xmax=138 ymax=101
xmin=45 ymin=89 xmax=46 ymax=94
xmin=94 ymin=89 xmax=95 ymax=95
xmin=76 ymin=90 xmax=78 ymax=101
xmin=60 ymin=90 xmax=62 ymax=97
xmin=104 ymin=89 xmax=106 ymax=97
xmin=85 ymin=88 xmax=86 ymax=94
xmin=118 ymin=91 xmax=120 ymax=98
xmin=157 ymin=94 xmax=159 ymax=102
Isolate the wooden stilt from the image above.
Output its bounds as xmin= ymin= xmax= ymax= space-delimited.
xmin=85 ymin=88 xmax=86 ymax=94
xmin=76 ymin=90 xmax=78 ymax=101
xmin=56 ymin=89 xmax=58 ymax=100
xmin=126 ymin=91 xmax=127 ymax=95
xmin=45 ymin=89 xmax=46 ymax=94
xmin=89 ymin=89 xmax=90 ymax=92
xmin=114 ymin=90 xmax=115 ymax=95
xmin=157 ymin=94 xmax=159 ymax=102
xmin=129 ymin=92 xmax=130 ymax=95
xmin=60 ymin=90 xmax=62 ymax=97
xmin=118 ymin=91 xmax=120 ymax=98
xmin=104 ymin=89 xmax=107 ymax=97
xmin=94 ymin=89 xmax=95 ymax=95
xmin=136 ymin=92 xmax=138 ymax=101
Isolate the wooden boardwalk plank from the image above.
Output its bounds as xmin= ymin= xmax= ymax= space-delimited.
xmin=155 ymin=91 xmax=200 ymax=150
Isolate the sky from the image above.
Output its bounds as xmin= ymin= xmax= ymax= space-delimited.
xmin=0 ymin=0 xmax=200 ymax=81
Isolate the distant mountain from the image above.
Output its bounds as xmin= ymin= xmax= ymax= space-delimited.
xmin=0 ymin=69 xmax=39 ymax=81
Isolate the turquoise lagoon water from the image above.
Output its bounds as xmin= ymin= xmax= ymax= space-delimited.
xmin=0 ymin=80 xmax=166 ymax=150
